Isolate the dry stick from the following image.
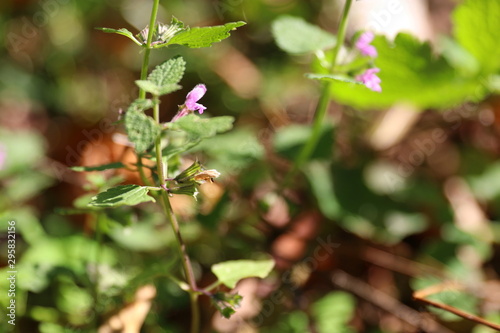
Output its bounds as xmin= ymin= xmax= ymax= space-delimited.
xmin=362 ymin=247 xmax=447 ymax=279
xmin=413 ymin=284 xmax=500 ymax=331
xmin=362 ymin=248 xmax=500 ymax=331
xmin=331 ymin=270 xmax=454 ymax=333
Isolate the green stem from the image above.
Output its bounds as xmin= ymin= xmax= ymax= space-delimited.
xmin=280 ymin=0 xmax=353 ymax=190
xmin=92 ymin=213 xmax=104 ymax=327
xmin=153 ymin=94 xmax=199 ymax=333
xmin=329 ymin=0 xmax=353 ymax=74
xmin=139 ymin=0 xmax=160 ymax=100
xmin=135 ymin=0 xmax=160 ymax=183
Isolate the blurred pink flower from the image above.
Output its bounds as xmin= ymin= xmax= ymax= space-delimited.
xmin=0 ymin=143 xmax=6 ymax=170
xmin=355 ymin=31 xmax=377 ymax=58
xmin=356 ymin=68 xmax=382 ymax=92
xmin=172 ymin=84 xmax=207 ymax=121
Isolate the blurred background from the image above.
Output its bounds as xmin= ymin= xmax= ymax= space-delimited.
xmin=1 ymin=0 xmax=500 ymax=332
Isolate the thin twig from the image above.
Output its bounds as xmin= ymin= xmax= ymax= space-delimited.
xmin=414 ymin=283 xmax=500 ymax=331
xmin=331 ymin=270 xmax=454 ymax=333
xmin=362 ymin=246 xmax=447 ymax=278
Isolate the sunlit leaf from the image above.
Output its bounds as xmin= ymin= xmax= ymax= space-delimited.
xmin=330 ymin=33 xmax=485 ymax=109
xmin=96 ymin=27 xmax=142 ymax=45
xmin=454 ymin=0 xmax=500 ymax=74
xmin=166 ymin=22 xmax=246 ymax=48
xmin=212 ymin=259 xmax=274 ymax=288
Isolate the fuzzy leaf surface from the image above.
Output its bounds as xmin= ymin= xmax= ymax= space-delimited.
xmin=88 ymin=185 xmax=155 ymax=208
xmin=166 ymin=22 xmax=246 ymax=48
xmin=125 ymin=111 xmax=160 ymax=153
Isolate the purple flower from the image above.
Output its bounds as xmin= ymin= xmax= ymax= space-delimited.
xmin=356 ymin=68 xmax=382 ymax=92
xmin=185 ymin=84 xmax=207 ymax=114
xmin=355 ymin=31 xmax=377 ymax=58
xmin=172 ymin=84 xmax=207 ymax=121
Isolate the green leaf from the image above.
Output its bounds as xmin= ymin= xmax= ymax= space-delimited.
xmin=135 ymin=80 xmax=181 ymax=96
xmin=273 ymin=122 xmax=334 ymax=161
xmin=187 ymin=128 xmax=265 ymax=173
xmin=212 ymin=259 xmax=275 ymax=288
xmin=70 ymin=162 xmax=125 ymax=172
xmin=0 ymin=129 xmax=46 ymax=177
xmin=171 ymin=114 xmax=234 ymax=141
xmin=127 ymin=98 xmax=154 ymax=112
xmin=166 ymin=21 xmax=246 ymax=48
xmin=467 ymin=161 xmax=500 ymax=201
xmin=107 ymin=218 xmax=175 ymax=252
xmin=88 ymin=185 xmax=155 ymax=208
xmin=439 ymin=36 xmax=480 ymax=76
xmin=4 ymin=171 xmax=54 ymax=203
xmin=272 ymin=16 xmax=336 ymax=54
xmin=454 ymin=0 xmax=500 ymax=74
xmin=134 ymin=80 xmax=161 ymax=95
xmin=125 ymin=111 xmax=160 ymax=153
xmin=148 ymin=56 xmax=185 ymax=86
xmin=305 ymin=162 xmax=341 ymax=220
xmin=330 ymin=33 xmax=485 ymax=109
xmin=96 ymin=27 xmax=142 ymax=46
xmin=312 ymin=291 xmax=356 ymax=333
xmin=136 ymin=56 xmax=186 ymax=96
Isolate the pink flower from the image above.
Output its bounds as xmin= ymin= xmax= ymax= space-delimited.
xmin=185 ymin=84 xmax=207 ymax=114
xmin=0 ymin=143 xmax=6 ymax=170
xmin=355 ymin=31 xmax=377 ymax=58
xmin=172 ymin=84 xmax=207 ymax=121
xmin=356 ymin=68 xmax=382 ymax=92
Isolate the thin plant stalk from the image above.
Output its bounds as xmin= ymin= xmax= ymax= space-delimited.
xmin=280 ymin=0 xmax=353 ymax=190
xmin=137 ymin=1 xmax=200 ymax=332
xmin=139 ymin=0 xmax=160 ymax=100
xmin=153 ymin=95 xmax=200 ymax=333
xmin=134 ymin=0 xmax=161 ymax=185
xmin=92 ymin=213 xmax=104 ymax=328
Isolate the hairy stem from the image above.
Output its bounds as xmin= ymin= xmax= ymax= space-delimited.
xmin=139 ymin=0 xmax=160 ymax=100
xmin=153 ymin=94 xmax=199 ymax=332
xmin=138 ymin=3 xmax=199 ymax=331
xmin=280 ymin=0 xmax=353 ymax=190
xmin=135 ymin=0 xmax=160 ymax=184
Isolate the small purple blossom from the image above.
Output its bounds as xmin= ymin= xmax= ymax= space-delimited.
xmin=171 ymin=84 xmax=207 ymax=121
xmin=355 ymin=31 xmax=377 ymax=58
xmin=356 ymin=68 xmax=382 ymax=92
xmin=185 ymin=84 xmax=207 ymax=114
